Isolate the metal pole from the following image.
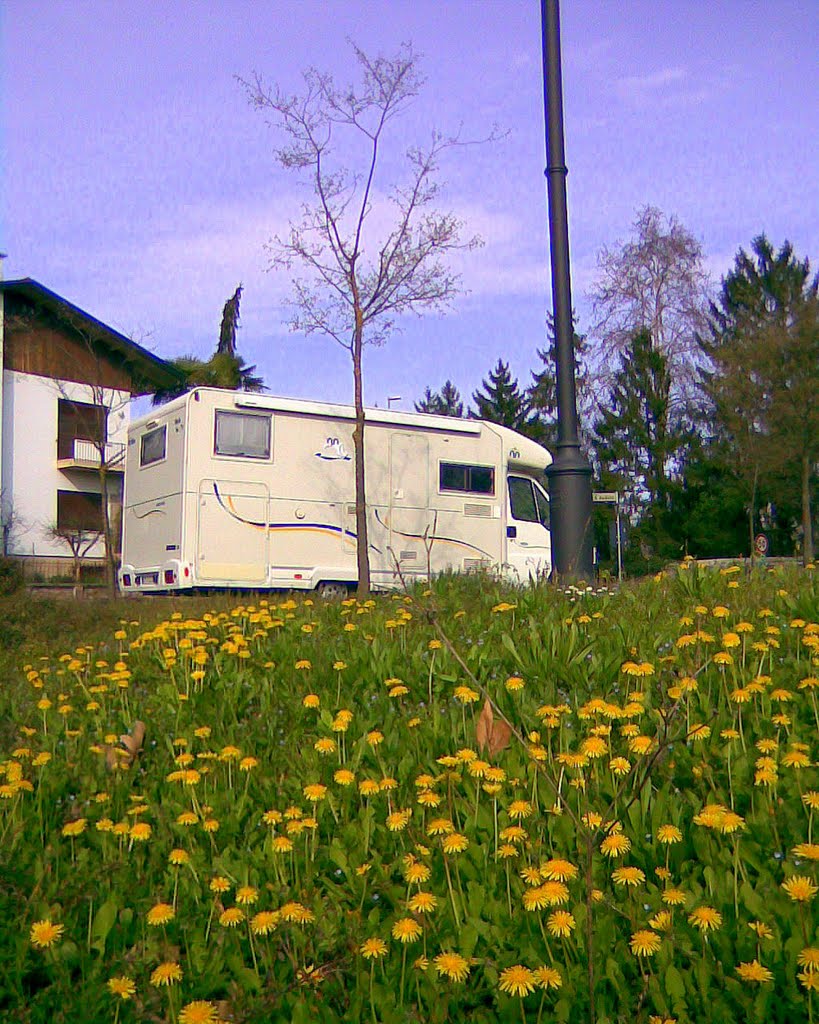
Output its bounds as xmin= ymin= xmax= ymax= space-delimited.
xmin=541 ymin=0 xmax=594 ymax=581
xmin=616 ymin=497 xmax=623 ymax=582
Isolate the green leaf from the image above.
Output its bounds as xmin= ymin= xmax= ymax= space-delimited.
xmin=91 ymin=898 xmax=118 ymax=955
xmin=665 ymin=964 xmax=686 ymax=1003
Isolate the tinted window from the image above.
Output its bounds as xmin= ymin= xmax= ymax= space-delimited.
xmin=214 ymin=411 xmax=271 ymax=459
xmin=534 ymin=482 xmax=550 ymax=528
xmin=439 ymin=462 xmax=495 ymax=495
xmin=140 ymin=425 xmax=166 ymax=467
xmin=509 ymin=476 xmax=539 ymax=522
xmin=57 ymin=490 xmax=102 ymax=532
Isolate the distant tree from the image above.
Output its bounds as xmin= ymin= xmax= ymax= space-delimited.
xmin=415 ymin=380 xmax=464 ymax=416
xmin=699 ymin=236 xmax=819 ymax=562
xmin=218 ymin=284 xmax=243 ymax=356
xmin=592 ymin=328 xmax=692 ymax=553
xmin=589 ymin=206 xmax=710 ymax=408
xmin=240 ymin=43 xmax=483 ymax=593
xmin=46 ymin=523 xmax=103 ymax=594
xmin=472 ymin=359 xmax=539 ymax=438
xmin=528 ymin=312 xmax=590 ymax=449
xmin=152 ymin=286 xmax=264 ymax=405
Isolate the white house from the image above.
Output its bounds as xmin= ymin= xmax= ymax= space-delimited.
xmin=0 ymin=277 xmax=182 ymax=578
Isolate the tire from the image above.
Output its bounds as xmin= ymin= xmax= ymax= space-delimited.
xmin=316 ymin=581 xmax=351 ymax=600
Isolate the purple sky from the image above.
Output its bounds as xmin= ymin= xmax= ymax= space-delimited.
xmin=2 ymin=1 xmax=817 ymax=410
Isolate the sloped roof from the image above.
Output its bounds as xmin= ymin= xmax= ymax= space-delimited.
xmin=1 ymin=278 xmax=185 ymax=395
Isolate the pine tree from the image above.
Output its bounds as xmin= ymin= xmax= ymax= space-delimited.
xmin=593 ymin=329 xmax=691 ymax=551
xmin=528 ymin=312 xmax=589 ymax=448
xmin=415 ymin=380 xmax=464 ymax=416
xmin=471 ymin=360 xmax=542 ymax=440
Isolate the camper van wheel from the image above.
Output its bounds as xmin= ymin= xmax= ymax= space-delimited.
xmin=316 ymin=581 xmax=350 ymax=601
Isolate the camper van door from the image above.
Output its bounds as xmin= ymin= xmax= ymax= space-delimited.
xmin=506 ymin=475 xmax=551 ymax=581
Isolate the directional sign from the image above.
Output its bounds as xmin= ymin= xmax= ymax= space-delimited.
xmin=593 ymin=492 xmax=619 ymax=504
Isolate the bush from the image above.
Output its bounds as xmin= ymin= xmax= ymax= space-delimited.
xmin=0 ymin=556 xmax=24 ymax=596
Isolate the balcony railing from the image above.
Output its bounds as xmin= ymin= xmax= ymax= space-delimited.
xmin=56 ymin=439 xmax=126 ymax=472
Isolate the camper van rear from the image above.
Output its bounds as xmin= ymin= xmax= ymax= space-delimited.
xmin=119 ymin=389 xmax=552 ymax=593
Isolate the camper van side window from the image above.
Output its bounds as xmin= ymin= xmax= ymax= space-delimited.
xmin=140 ymin=425 xmax=167 ymax=467
xmin=439 ymin=462 xmax=495 ymax=495
xmin=214 ymin=411 xmax=271 ymax=459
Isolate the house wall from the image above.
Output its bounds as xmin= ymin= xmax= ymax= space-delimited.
xmin=1 ymin=368 xmax=129 ymax=561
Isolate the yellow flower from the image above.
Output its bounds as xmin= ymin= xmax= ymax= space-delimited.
xmin=30 ymin=919 xmax=64 ymax=949
xmin=688 ymin=906 xmax=722 ymax=933
xmin=782 ymin=876 xmax=818 ymax=903
xmin=505 ymin=676 xmax=525 ymax=692
xmin=334 ymin=769 xmax=355 ymax=786
xmin=209 ymin=875 xmax=231 ymax=894
xmin=798 ymin=948 xmax=819 ymax=972
xmin=609 ymin=757 xmax=631 ymax=776
xmin=649 ymin=910 xmax=672 ymax=931
xmin=303 ymin=783 xmax=327 ymax=802
xmin=250 ymin=911 xmax=279 ymax=936
xmin=661 ymin=888 xmax=687 ymax=906
xmin=442 ymin=833 xmax=469 ymax=855
xmin=129 ymin=822 xmax=152 ymax=842
xmin=433 ymin=951 xmax=470 ymax=982
xmin=540 ymin=859 xmax=578 ymax=882
xmin=360 ymin=937 xmax=388 ymax=959
xmin=387 ymin=810 xmax=413 ymax=832
xmin=736 ymin=960 xmax=773 ymax=983
xmin=392 ymin=918 xmax=423 ymax=943
xmin=533 ymin=965 xmax=563 ymax=990
xmin=179 ymin=1001 xmax=218 ymax=1024
xmin=498 ymin=964 xmax=536 ymax=997
xmin=62 ymin=819 xmax=88 ymax=837
xmin=236 ymin=886 xmax=258 ymax=906
xmin=107 ymin=976 xmax=136 ymax=1000
xmin=600 ymin=833 xmax=631 ymax=858
xmin=408 ymin=891 xmax=438 ymax=914
xmin=546 ymin=910 xmax=576 ymax=937
xmin=219 ymin=907 xmax=245 ymax=928
xmin=403 ymin=861 xmax=431 ymax=885
xmin=612 ymin=866 xmax=645 ymax=887
xmin=630 ymin=930 xmax=661 ymax=956
xmin=147 ymin=903 xmax=175 ymax=926
xmin=427 ymin=817 xmax=455 ymax=836
xmin=151 ymin=962 xmax=182 ymax=987
xmin=508 ymin=800 xmax=533 ymax=820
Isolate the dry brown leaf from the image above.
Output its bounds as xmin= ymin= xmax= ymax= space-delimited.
xmin=489 ymin=719 xmax=512 ymax=757
xmin=104 ymin=720 xmax=146 ymax=771
xmin=476 ymin=699 xmax=493 ymax=754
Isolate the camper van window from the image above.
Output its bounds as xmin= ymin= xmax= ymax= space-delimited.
xmin=214 ymin=411 xmax=271 ymax=459
xmin=140 ymin=425 xmax=167 ymax=467
xmin=439 ymin=462 xmax=495 ymax=495
xmin=509 ymin=475 xmax=547 ymax=525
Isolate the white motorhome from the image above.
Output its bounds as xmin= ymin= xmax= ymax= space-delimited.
xmin=119 ymin=388 xmax=552 ymax=594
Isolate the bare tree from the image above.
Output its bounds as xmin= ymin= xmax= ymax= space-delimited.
xmin=0 ymin=487 xmax=30 ymax=557
xmin=240 ymin=43 xmax=483 ymax=593
xmin=46 ymin=523 xmax=103 ymax=595
xmin=588 ymin=206 xmax=711 ymax=410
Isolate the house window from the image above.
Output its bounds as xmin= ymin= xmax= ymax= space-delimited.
xmin=140 ymin=425 xmax=167 ymax=467
xmin=57 ymin=399 xmax=106 ymax=460
xmin=214 ymin=411 xmax=271 ymax=459
xmin=439 ymin=461 xmax=495 ymax=495
xmin=57 ymin=490 xmax=103 ymax=533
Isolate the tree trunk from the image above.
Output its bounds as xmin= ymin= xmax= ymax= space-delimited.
xmin=98 ymin=462 xmax=118 ymax=597
xmin=802 ymin=452 xmax=814 ymax=565
xmin=351 ymin=323 xmax=371 ymax=595
xmin=748 ymin=464 xmax=758 ymax=564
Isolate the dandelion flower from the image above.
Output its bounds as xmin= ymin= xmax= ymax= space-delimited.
xmin=427 ymin=817 xmax=455 ymax=836
xmin=392 ymin=918 xmax=423 ymax=943
xmin=662 ymin=888 xmax=687 ymax=906
xmin=408 ymin=891 xmax=438 ymax=914
xmin=601 ymin=833 xmax=631 ymax=858
xmin=736 ymin=960 xmax=773 ymax=983
xmin=150 ymin=962 xmax=182 ymax=987
xmin=612 ymin=866 xmax=645 ymax=887
xmin=782 ymin=876 xmax=818 ymax=903
xmin=688 ymin=907 xmax=722 ymax=933
xmin=219 ymin=907 xmax=245 ymax=928
xmin=107 ymin=976 xmax=136 ymax=1000
xmin=547 ymin=910 xmax=576 ymax=937
xmin=657 ymin=825 xmax=682 ymax=844
xmin=178 ymin=1001 xmax=218 ymax=1024
xmin=508 ymin=800 xmax=533 ymax=820
xmin=147 ymin=903 xmax=175 ymax=926
xmin=498 ymin=964 xmax=536 ymax=997
xmin=129 ymin=822 xmax=152 ymax=842
xmin=540 ymin=859 xmax=578 ymax=882
xmin=404 ymin=861 xmax=431 ymax=885
xmin=433 ymin=951 xmax=470 ymax=982
xmin=533 ymin=965 xmax=563 ymax=990
xmin=251 ymin=911 xmax=279 ymax=936
xmin=630 ymin=930 xmax=662 ymax=956
xmin=209 ymin=876 xmax=230 ymax=894
xmin=236 ymin=886 xmax=259 ymax=906
xmin=798 ymin=948 xmax=819 ymax=972
xmin=360 ymin=937 xmax=388 ymax=959
xmin=334 ymin=769 xmax=355 ymax=786
xmin=30 ymin=920 xmax=64 ymax=949
xmin=442 ymin=833 xmax=469 ymax=855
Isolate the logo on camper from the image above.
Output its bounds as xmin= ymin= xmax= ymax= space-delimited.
xmin=315 ymin=437 xmax=351 ymax=461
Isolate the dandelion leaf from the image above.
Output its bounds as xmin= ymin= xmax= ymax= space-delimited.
xmin=91 ymin=899 xmax=118 ymax=955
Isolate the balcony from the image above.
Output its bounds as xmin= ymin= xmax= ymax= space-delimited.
xmin=56 ymin=438 xmax=126 ymax=472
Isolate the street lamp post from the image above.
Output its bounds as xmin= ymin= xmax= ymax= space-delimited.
xmin=541 ymin=0 xmax=595 ymax=581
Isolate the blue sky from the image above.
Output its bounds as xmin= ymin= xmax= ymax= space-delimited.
xmin=2 ymin=1 xmax=817 ymax=410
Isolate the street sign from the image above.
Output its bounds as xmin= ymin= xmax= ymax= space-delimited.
xmin=593 ymin=492 xmax=619 ymax=504
xmin=754 ymin=533 xmax=769 ymax=556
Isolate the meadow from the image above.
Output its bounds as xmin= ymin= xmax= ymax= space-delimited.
xmin=1 ymin=562 xmax=817 ymax=1024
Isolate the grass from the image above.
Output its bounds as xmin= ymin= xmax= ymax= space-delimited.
xmin=0 ymin=562 xmax=818 ymax=1023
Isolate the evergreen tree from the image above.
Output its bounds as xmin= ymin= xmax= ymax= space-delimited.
xmin=415 ymin=380 xmax=464 ymax=416
xmin=699 ymin=236 xmax=819 ymax=561
xmin=471 ymin=359 xmax=539 ymax=438
xmin=528 ymin=312 xmax=589 ymax=448
xmin=593 ymin=329 xmax=691 ymax=554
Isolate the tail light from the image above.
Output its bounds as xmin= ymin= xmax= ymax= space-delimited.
xmin=122 ymin=574 xmax=132 ymax=587
xmin=164 ymin=569 xmax=176 ymax=585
